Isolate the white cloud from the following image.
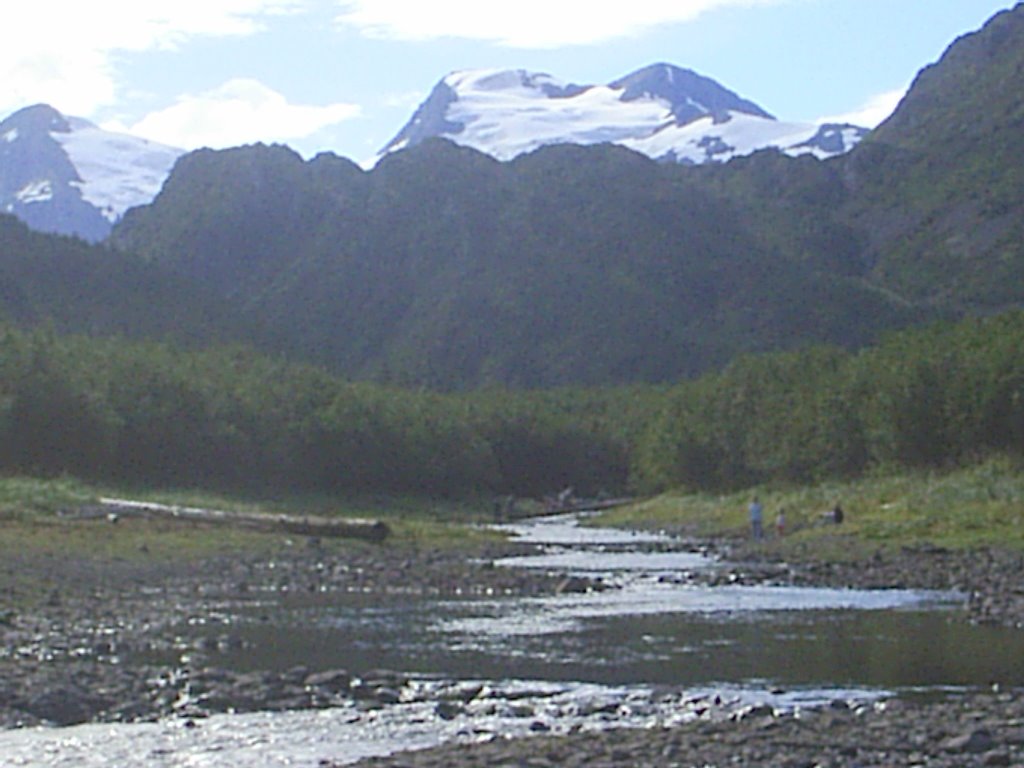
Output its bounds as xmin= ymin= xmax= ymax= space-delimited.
xmin=114 ymin=78 xmax=361 ymax=150
xmin=0 ymin=1 xmax=302 ymax=117
xmin=383 ymin=90 xmax=430 ymax=110
xmin=335 ymin=0 xmax=785 ymax=48
xmin=817 ymin=88 xmax=906 ymax=128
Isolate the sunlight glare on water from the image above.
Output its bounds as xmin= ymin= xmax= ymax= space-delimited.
xmin=0 ymin=681 xmax=891 ymax=768
xmin=436 ymin=577 xmax=953 ymax=637
xmin=492 ymin=512 xmax=671 ymax=546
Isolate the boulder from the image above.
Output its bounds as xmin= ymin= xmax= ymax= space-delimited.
xmin=942 ymin=728 xmax=996 ymax=754
xmin=24 ymin=686 xmax=105 ymax=726
xmin=435 ymin=701 xmax=464 ymax=720
xmin=304 ymin=669 xmax=352 ymax=693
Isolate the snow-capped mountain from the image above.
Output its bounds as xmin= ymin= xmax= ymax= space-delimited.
xmin=380 ymin=64 xmax=867 ymax=165
xmin=0 ymin=104 xmax=183 ymax=241
xmin=1 ymin=66 xmax=865 ymax=240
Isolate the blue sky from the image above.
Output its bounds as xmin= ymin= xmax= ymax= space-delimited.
xmin=2 ymin=1 xmax=1015 ymax=164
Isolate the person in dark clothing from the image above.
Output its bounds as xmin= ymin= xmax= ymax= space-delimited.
xmin=831 ymin=503 xmax=844 ymax=524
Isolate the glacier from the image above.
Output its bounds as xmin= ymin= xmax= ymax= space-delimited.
xmin=379 ymin=65 xmax=867 ymax=166
xmin=54 ymin=117 xmax=183 ymax=223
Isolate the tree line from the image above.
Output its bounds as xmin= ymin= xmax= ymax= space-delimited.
xmin=2 ymin=311 xmax=1023 ymax=502
xmin=0 ymin=327 xmax=632 ymax=498
xmin=632 ymin=312 xmax=1024 ymax=492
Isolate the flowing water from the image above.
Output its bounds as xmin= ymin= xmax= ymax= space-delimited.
xmin=4 ymin=513 xmax=1024 ymax=766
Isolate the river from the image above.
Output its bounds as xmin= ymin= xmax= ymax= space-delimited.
xmin=3 ymin=513 xmax=1023 ymax=766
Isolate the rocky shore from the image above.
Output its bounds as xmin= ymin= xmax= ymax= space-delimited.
xmin=330 ymin=536 xmax=1024 ymax=768
xmin=713 ymin=537 xmax=1024 ymax=629
xmin=343 ymin=689 xmax=1024 ymax=768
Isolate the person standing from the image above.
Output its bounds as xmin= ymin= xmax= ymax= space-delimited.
xmin=749 ymin=496 xmax=764 ymax=540
xmin=775 ymin=507 xmax=786 ymax=537
xmin=832 ymin=503 xmax=844 ymax=524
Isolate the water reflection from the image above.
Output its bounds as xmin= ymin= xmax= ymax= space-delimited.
xmin=495 ymin=550 xmax=711 ymax=571
xmin=192 ymin=568 xmax=1024 ymax=696
xmin=0 ymin=681 xmax=889 ymax=768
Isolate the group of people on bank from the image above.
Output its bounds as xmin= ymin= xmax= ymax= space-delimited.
xmin=747 ymin=497 xmax=843 ymax=540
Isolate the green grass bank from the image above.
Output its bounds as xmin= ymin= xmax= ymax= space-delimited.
xmin=0 ymin=476 xmax=504 ymax=610
xmin=598 ymin=456 xmax=1024 ymax=559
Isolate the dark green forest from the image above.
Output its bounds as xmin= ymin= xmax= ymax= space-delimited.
xmin=108 ymin=139 xmax=938 ymax=390
xmin=0 ymin=214 xmax=253 ymax=347
xmin=3 ymin=311 xmax=1023 ymax=500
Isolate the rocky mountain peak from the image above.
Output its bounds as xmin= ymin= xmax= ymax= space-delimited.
xmin=1 ymin=103 xmax=72 ymax=136
xmin=610 ymin=63 xmax=774 ymax=123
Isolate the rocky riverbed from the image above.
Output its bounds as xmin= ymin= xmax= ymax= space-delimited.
xmin=343 ymin=689 xmax=1024 ymax=768
xmin=711 ymin=537 xmax=1024 ymax=628
xmin=1 ymin=513 xmax=1023 ymax=767
xmin=0 ymin=530 xmax=587 ymax=728
xmin=330 ymin=534 xmax=1024 ymax=768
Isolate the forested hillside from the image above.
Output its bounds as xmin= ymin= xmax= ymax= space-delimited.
xmin=842 ymin=3 xmax=1024 ymax=308
xmin=111 ymin=138 xmax=933 ymax=389
xmin=108 ymin=4 xmax=1024 ymax=389
xmin=0 ymin=214 xmax=253 ymax=346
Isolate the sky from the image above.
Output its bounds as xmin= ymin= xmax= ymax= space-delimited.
xmin=1 ymin=1 xmax=1016 ymax=165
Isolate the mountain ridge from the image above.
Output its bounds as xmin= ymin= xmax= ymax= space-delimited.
xmin=110 ymin=135 xmax=935 ymax=389
xmin=610 ymin=63 xmax=774 ymax=122
xmin=107 ymin=4 xmax=1023 ymax=389
xmin=2 ymin=5 xmax=1021 ymax=392
xmin=1 ymin=61 xmax=865 ymax=241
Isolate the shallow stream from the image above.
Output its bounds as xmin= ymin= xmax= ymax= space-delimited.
xmin=3 ymin=513 xmax=1024 ymax=766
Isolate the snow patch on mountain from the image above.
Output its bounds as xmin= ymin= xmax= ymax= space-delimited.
xmin=442 ymin=69 xmax=671 ymax=161
xmin=16 ymin=179 xmax=53 ymax=204
xmin=380 ymin=65 xmax=867 ymax=165
xmin=625 ymin=111 xmax=863 ymax=164
xmin=0 ymin=104 xmax=184 ymax=239
xmin=54 ymin=118 xmax=182 ymax=223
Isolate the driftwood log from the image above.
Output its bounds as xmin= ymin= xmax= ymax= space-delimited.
xmin=64 ymin=498 xmax=391 ymax=542
xmin=532 ymin=497 xmax=635 ymax=519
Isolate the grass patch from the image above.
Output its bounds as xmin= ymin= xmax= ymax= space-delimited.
xmin=95 ymin=487 xmax=503 ymax=549
xmin=0 ymin=515 xmax=278 ymax=564
xmin=383 ymin=517 xmax=504 ymax=548
xmin=0 ymin=474 xmax=99 ymax=520
xmin=253 ymin=491 xmax=499 ymax=525
xmin=0 ymin=477 xmax=501 ymax=612
xmin=0 ymin=474 xmax=501 ymax=572
xmin=597 ymin=456 xmax=1024 ymax=556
